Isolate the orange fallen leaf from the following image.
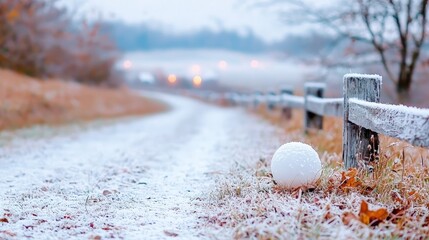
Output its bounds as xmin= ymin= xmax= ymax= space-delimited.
xmin=341 ymin=211 xmax=359 ymax=225
xmin=0 ymin=218 xmax=9 ymax=223
xmin=6 ymin=9 xmax=19 ymax=23
xmin=340 ymin=168 xmax=362 ymax=192
xmin=323 ymin=205 xmax=334 ymax=223
xmin=359 ymin=200 xmax=388 ymax=226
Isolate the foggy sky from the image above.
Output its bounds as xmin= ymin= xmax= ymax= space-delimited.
xmin=62 ymin=0 xmax=295 ymax=42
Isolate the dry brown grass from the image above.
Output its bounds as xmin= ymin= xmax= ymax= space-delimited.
xmin=0 ymin=69 xmax=166 ymax=130
xmin=256 ymin=106 xmax=429 ymax=203
xmin=200 ymin=105 xmax=429 ymax=239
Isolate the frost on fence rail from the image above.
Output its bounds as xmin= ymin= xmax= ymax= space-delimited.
xmin=349 ymin=98 xmax=429 ymax=147
xmin=267 ymin=93 xmax=281 ymax=104
xmin=281 ymin=95 xmax=305 ymax=108
xmin=344 ymin=73 xmax=383 ymax=83
xmin=306 ymin=96 xmax=343 ymax=117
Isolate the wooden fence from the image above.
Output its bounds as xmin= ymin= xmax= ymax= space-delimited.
xmin=223 ymin=73 xmax=429 ymax=169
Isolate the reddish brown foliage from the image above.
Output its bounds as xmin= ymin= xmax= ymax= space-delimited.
xmin=341 ymin=200 xmax=388 ymax=226
xmin=0 ymin=0 xmax=120 ymax=85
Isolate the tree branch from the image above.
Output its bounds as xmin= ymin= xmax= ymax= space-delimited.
xmin=360 ymin=1 xmax=397 ymax=84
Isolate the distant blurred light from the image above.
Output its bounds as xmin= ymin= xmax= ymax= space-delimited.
xmin=192 ymin=75 xmax=202 ymax=87
xmin=191 ymin=64 xmax=201 ymax=74
xmin=250 ymin=59 xmax=260 ymax=68
xmin=218 ymin=60 xmax=228 ymax=70
xmin=123 ymin=60 xmax=133 ymax=70
xmin=167 ymin=74 xmax=177 ymax=84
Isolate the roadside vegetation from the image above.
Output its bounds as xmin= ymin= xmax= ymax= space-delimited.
xmin=0 ymin=69 xmax=166 ymax=131
xmin=0 ymin=0 xmax=121 ymax=86
xmin=0 ymin=0 xmax=166 ymax=130
xmin=201 ymin=106 xmax=429 ymax=239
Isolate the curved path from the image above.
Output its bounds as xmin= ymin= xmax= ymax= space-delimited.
xmin=0 ymin=92 xmax=281 ymax=239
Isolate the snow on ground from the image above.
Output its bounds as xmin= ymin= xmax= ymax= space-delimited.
xmin=0 ymin=92 xmax=283 ymax=239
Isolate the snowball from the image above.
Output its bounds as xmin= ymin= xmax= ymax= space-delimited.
xmin=271 ymin=142 xmax=321 ymax=188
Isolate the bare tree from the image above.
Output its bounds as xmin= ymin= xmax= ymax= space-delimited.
xmin=269 ymin=0 xmax=428 ymax=101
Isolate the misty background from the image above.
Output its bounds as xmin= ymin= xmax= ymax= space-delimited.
xmin=59 ymin=0 xmax=429 ymax=105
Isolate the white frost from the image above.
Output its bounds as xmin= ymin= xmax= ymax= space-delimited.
xmin=344 ymin=73 xmax=382 ymax=84
xmin=350 ymin=98 xmax=429 ymax=117
xmin=304 ymin=82 xmax=326 ymax=88
xmin=0 ymin=92 xmax=281 ymax=239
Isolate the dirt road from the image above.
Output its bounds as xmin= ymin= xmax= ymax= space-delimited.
xmin=0 ymin=92 xmax=282 ymax=239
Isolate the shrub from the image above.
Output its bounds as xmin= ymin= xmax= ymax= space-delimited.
xmin=0 ymin=0 xmax=121 ymax=86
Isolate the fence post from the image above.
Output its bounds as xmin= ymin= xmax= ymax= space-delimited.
xmin=304 ymin=83 xmax=325 ymax=133
xmin=253 ymin=91 xmax=262 ymax=108
xmin=343 ymin=74 xmax=381 ymax=169
xmin=232 ymin=92 xmax=240 ymax=106
xmin=243 ymin=93 xmax=251 ymax=108
xmin=280 ymin=87 xmax=293 ymax=120
xmin=238 ymin=93 xmax=246 ymax=107
xmin=267 ymin=91 xmax=276 ymax=111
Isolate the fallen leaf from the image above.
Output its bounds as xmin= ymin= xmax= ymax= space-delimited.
xmin=0 ymin=230 xmax=16 ymax=237
xmin=6 ymin=9 xmax=19 ymax=23
xmin=359 ymin=200 xmax=388 ymax=226
xmin=164 ymin=230 xmax=179 ymax=237
xmin=324 ymin=211 xmax=334 ymax=222
xmin=340 ymin=168 xmax=362 ymax=192
xmin=89 ymin=235 xmax=102 ymax=240
xmin=103 ymin=190 xmax=112 ymax=196
xmin=341 ymin=211 xmax=359 ymax=225
xmin=0 ymin=218 xmax=9 ymax=223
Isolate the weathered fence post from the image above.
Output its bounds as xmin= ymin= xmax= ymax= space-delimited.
xmin=304 ymin=83 xmax=326 ymax=133
xmin=343 ymin=74 xmax=381 ymax=169
xmin=253 ymin=91 xmax=262 ymax=108
xmin=232 ymin=92 xmax=240 ymax=106
xmin=267 ymin=91 xmax=276 ymax=111
xmin=280 ymin=87 xmax=293 ymax=120
xmin=239 ymin=93 xmax=247 ymax=107
xmin=244 ymin=93 xmax=252 ymax=108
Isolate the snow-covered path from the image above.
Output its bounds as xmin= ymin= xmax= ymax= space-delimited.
xmin=0 ymin=92 xmax=281 ymax=239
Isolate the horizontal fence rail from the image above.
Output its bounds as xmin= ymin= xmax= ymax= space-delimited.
xmin=349 ymin=98 xmax=429 ymax=148
xmin=215 ymin=73 xmax=429 ymax=169
xmin=306 ymin=96 xmax=343 ymax=117
xmin=281 ymin=95 xmax=305 ymax=108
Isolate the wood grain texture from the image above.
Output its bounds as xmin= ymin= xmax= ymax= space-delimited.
xmin=349 ymin=98 xmax=429 ymax=147
xmin=343 ymin=74 xmax=381 ymax=169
